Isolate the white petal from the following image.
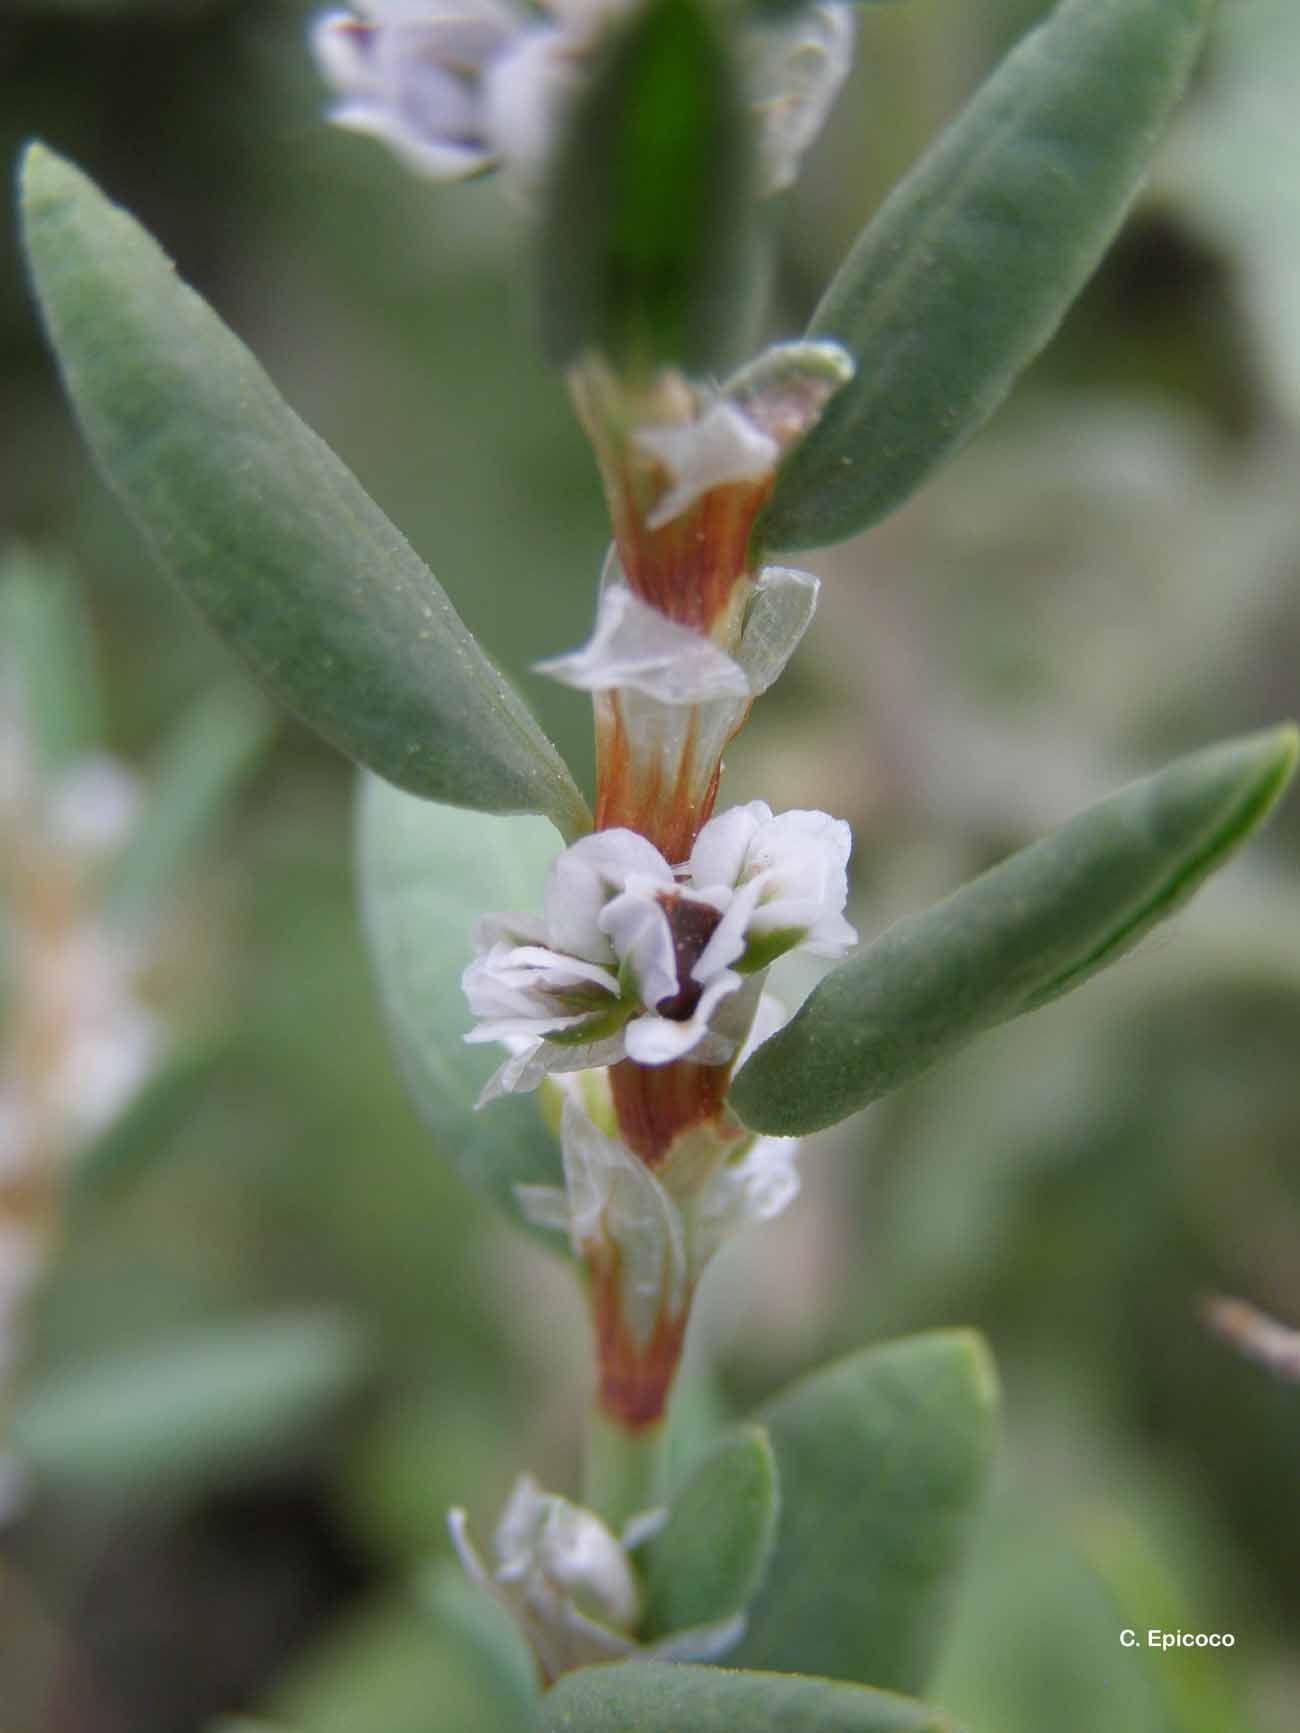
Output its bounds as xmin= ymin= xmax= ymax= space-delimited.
xmin=534 ymin=1498 xmax=640 ymax=1629
xmin=633 ymin=402 xmax=779 ymax=530
xmin=544 ymin=829 xmax=672 ymax=960
xmin=751 ymin=2 xmax=855 ymax=193
xmin=622 ymin=969 xmax=744 ymax=1066
xmin=688 ymin=801 xmax=772 ymax=890
xmin=599 ymin=882 xmax=678 ymax=1008
xmin=448 ymin=1506 xmax=492 ymax=1589
xmin=736 ymin=566 xmax=820 ymax=698
xmin=536 ymin=586 xmax=749 ymax=705
xmin=691 ymin=876 xmax=766 ymax=983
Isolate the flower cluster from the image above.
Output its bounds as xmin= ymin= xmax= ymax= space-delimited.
xmin=462 ymin=799 xmax=856 ymax=1103
xmin=312 ymin=0 xmax=854 ymax=195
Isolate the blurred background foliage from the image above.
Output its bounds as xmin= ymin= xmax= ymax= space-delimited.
xmin=1 ymin=0 xmax=1299 ymax=1729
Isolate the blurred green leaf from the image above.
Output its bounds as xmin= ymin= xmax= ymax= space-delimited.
xmin=103 ymin=682 xmax=273 ymax=929
xmin=271 ymin=1586 xmax=530 ymax=1733
xmin=358 ymin=774 xmax=565 ymax=1238
xmin=67 ymin=1033 xmax=228 ymax=1208
xmin=541 ymin=1659 xmax=960 ymax=1730
xmin=760 ymin=0 xmax=1221 ymax=552
xmin=729 ymin=1331 xmax=998 ymax=1693
xmin=19 ymin=145 xmax=589 ymax=841
xmin=732 ymin=727 xmax=1298 ymax=1135
xmin=1081 ymin=1512 xmax=1249 ymax=1733
xmin=0 ymin=542 xmax=102 ymax=775
xmin=538 ymin=0 xmax=755 ymax=375
xmin=413 ymin=1561 xmax=541 ymax=1724
xmin=9 ymin=1311 xmax=369 ymax=1497
xmin=640 ymin=1424 xmax=779 ymax=1640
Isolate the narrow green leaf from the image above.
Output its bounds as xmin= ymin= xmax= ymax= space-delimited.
xmin=9 ymin=1312 xmax=369 ymax=1496
xmin=729 ymin=1332 xmax=997 ymax=1693
xmin=732 ymin=726 xmax=1298 ymax=1135
xmin=19 ymin=144 xmax=589 ymax=841
xmin=538 ymin=0 xmax=755 ymax=374
xmin=541 ymin=1660 xmax=961 ymax=1731
xmin=640 ymin=1425 xmax=779 ymax=1640
xmin=103 ymin=684 xmax=273 ymax=930
xmin=0 ymin=543 xmax=102 ymax=775
xmin=358 ymin=774 xmax=565 ymax=1237
xmin=760 ymin=0 xmax=1221 ymax=552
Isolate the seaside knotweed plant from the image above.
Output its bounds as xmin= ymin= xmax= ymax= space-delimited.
xmin=15 ymin=0 xmax=1300 ymax=1723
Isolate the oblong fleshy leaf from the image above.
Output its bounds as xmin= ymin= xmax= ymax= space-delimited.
xmin=357 ymin=774 xmax=565 ymax=1237
xmin=540 ymin=1659 xmax=961 ymax=1731
xmin=732 ymin=726 xmax=1298 ymax=1135
xmin=728 ymin=1331 xmax=997 ymax=1693
xmin=640 ymin=1424 xmax=779 ymax=1640
xmin=538 ymin=0 xmax=755 ymax=374
xmin=759 ymin=0 xmax=1221 ymax=552
xmin=19 ymin=144 xmax=589 ymax=841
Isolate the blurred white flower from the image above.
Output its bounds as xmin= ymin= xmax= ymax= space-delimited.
xmin=449 ymin=1468 xmax=745 ymax=1680
xmin=463 ymin=803 xmax=854 ymax=1101
xmin=312 ymin=0 xmax=855 ymax=194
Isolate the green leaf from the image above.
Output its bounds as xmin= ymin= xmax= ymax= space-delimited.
xmin=9 ymin=1312 xmax=369 ymax=1497
xmin=730 ymin=1331 xmax=998 ymax=1694
xmin=18 ymin=144 xmax=589 ymax=841
xmin=538 ymin=0 xmax=755 ymax=375
xmin=640 ymin=1425 xmax=779 ymax=1640
xmin=541 ymin=1661 xmax=959 ymax=1731
xmin=732 ymin=726 xmax=1298 ymax=1135
xmin=103 ymin=684 xmax=273 ymax=930
xmin=759 ymin=0 xmax=1222 ymax=552
xmin=358 ymin=774 xmax=565 ymax=1238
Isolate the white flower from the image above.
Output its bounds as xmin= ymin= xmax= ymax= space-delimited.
xmin=465 ymin=807 xmax=854 ymax=1101
xmin=449 ymin=1470 xmax=745 ymax=1680
xmin=313 ymin=0 xmax=855 ymax=194
xmin=311 ymin=0 xmax=531 ymax=181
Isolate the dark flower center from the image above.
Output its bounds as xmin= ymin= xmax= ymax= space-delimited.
xmin=653 ymin=893 xmax=723 ymax=1021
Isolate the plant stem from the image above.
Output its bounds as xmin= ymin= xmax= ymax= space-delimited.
xmin=584 ymin=1407 xmax=666 ymax=1530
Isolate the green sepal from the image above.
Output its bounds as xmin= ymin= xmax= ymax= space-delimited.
xmin=640 ymin=1424 xmax=779 ymax=1640
xmin=540 ymin=1660 xmax=963 ymax=1731
xmin=732 ymin=726 xmax=1298 ymax=1136
xmin=357 ymin=774 xmax=566 ymax=1241
xmin=759 ymin=0 xmax=1222 ymax=552
xmin=537 ymin=0 xmax=756 ymax=376
xmin=729 ymin=1331 xmax=998 ymax=1694
xmin=18 ymin=144 xmax=589 ymax=841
